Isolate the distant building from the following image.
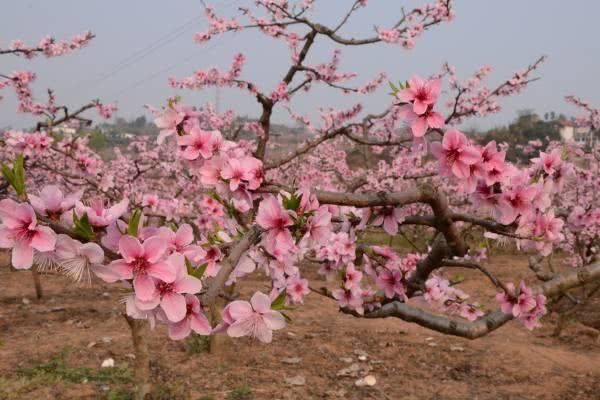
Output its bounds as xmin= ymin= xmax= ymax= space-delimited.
xmin=51 ymin=126 xmax=77 ymax=135
xmin=559 ymin=121 xmax=598 ymax=147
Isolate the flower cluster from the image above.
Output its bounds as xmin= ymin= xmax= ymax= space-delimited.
xmin=4 ymin=31 xmax=94 ymax=59
xmin=496 ymin=282 xmax=547 ymax=329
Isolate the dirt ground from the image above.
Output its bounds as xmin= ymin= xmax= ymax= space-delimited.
xmin=1 ymin=253 xmax=599 ymax=400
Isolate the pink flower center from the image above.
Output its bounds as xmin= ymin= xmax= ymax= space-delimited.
xmin=157 ymin=281 xmax=174 ymax=295
xmin=415 ymin=87 xmax=429 ymax=102
xmin=193 ymin=140 xmax=208 ymax=151
xmin=273 ymin=216 xmax=289 ymax=230
xmin=132 ymin=257 xmax=150 ymax=274
xmin=384 ymin=273 xmax=398 ymax=285
xmin=445 ymin=147 xmax=460 ymax=163
xmin=509 ymin=194 xmax=524 ymax=209
xmin=14 ymin=226 xmax=35 ymax=242
xmin=381 ymin=207 xmax=394 ymax=217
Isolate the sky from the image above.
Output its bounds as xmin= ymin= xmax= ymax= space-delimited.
xmin=1 ymin=0 xmax=599 ymax=131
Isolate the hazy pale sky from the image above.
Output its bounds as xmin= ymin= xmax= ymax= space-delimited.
xmin=1 ymin=0 xmax=599 ymax=131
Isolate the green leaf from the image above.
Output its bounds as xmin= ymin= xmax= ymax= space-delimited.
xmin=450 ymin=274 xmax=465 ymax=285
xmin=271 ymin=290 xmax=287 ymax=311
xmin=1 ymin=162 xmax=15 ymax=186
xmin=1 ymin=155 xmax=27 ymax=197
xmin=186 ymin=258 xmax=208 ymax=279
xmin=72 ymin=212 xmax=95 ymax=241
xmin=127 ymin=209 xmax=142 ymax=237
xmin=280 ymin=311 xmax=292 ymax=322
xmin=282 ymin=192 xmax=301 ymax=211
xmin=14 ymin=154 xmax=26 ymax=196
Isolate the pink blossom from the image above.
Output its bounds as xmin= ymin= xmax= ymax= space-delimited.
xmin=0 ymin=199 xmax=56 ymax=269
xmin=29 ymin=185 xmax=81 ymax=218
xmin=167 ymin=294 xmax=212 ymax=340
xmin=397 ymin=76 xmax=441 ymax=115
xmin=223 ymin=292 xmax=286 ymax=343
xmin=136 ymin=253 xmax=203 ymax=322
xmin=198 ymin=245 xmax=223 ymax=278
xmin=75 ymin=198 xmax=129 ymax=227
xmin=109 ymin=235 xmax=175 ymax=301
xmin=220 ymin=158 xmax=250 ymax=191
xmin=53 ymin=234 xmax=119 ymax=283
xmin=496 ymin=282 xmax=546 ymax=329
xmin=480 ymin=141 xmax=506 ymax=172
xmin=460 ymin=304 xmax=484 ymax=321
xmin=496 ymin=282 xmax=535 ymax=317
xmin=400 ymin=105 xmax=444 ymax=137
xmin=286 ymin=276 xmax=310 ymax=304
xmin=153 ymin=104 xmax=199 ymax=144
xmin=256 ymin=195 xmax=294 ymax=255
xmin=332 ymin=287 xmax=364 ymax=315
xmin=158 ymin=224 xmax=206 ymax=262
xmin=344 ymin=264 xmax=363 ymax=289
xmin=177 ymin=127 xmax=221 ymax=160
xmin=96 ymin=103 xmax=117 ymax=119
xmin=376 ymin=268 xmax=405 ymax=299
xmin=430 ymin=129 xmax=481 ymax=179
xmin=306 ymin=206 xmax=332 ymax=243
xmin=372 ymin=206 xmax=405 ymax=235
xmin=498 ymin=184 xmax=538 ymax=225
xmin=141 ymin=193 xmax=159 ymax=210
xmin=532 ymin=148 xmax=562 ymax=175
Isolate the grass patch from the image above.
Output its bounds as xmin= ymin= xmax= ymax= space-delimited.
xmin=106 ymin=388 xmax=133 ymax=400
xmin=0 ymin=376 xmax=63 ymax=400
xmin=358 ymin=230 xmax=426 ymax=252
xmin=185 ymin=334 xmax=211 ymax=355
xmin=226 ymin=385 xmax=253 ymax=400
xmin=16 ymin=352 xmax=132 ymax=385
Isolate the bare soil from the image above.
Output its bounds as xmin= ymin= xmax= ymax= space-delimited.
xmin=1 ymin=253 xmax=599 ymax=400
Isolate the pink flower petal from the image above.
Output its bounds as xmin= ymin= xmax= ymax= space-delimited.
xmin=12 ymin=241 xmax=34 ymax=269
xmin=225 ymin=300 xmax=253 ymax=320
xmin=142 ymin=236 xmax=167 ymax=263
xmin=161 ymin=292 xmax=187 ymax=322
xmin=134 ymin=274 xmax=157 ymax=301
xmin=168 ymin=318 xmax=192 ymax=340
xmin=190 ymin=312 xmax=212 ymax=335
xmin=30 ymin=226 xmax=56 ymax=252
xmin=147 ymin=260 xmax=176 ymax=283
xmin=119 ymin=236 xmax=143 ymax=262
xmin=250 ymin=292 xmax=272 ymax=314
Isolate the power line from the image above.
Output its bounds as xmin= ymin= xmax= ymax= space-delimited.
xmin=80 ymin=0 xmax=242 ymax=95
xmin=109 ymin=35 xmax=234 ymax=100
xmin=79 ymin=16 xmax=201 ymax=92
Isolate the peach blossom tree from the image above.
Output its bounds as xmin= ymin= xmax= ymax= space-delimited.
xmin=1 ymin=1 xmax=599 ymax=398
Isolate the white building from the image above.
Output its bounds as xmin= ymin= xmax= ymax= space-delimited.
xmin=559 ymin=121 xmax=597 ymax=148
xmin=51 ymin=126 xmax=77 ymax=135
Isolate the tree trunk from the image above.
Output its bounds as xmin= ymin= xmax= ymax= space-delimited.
xmin=31 ymin=266 xmax=43 ymax=300
xmin=208 ymin=284 xmax=235 ymax=354
xmin=124 ymin=316 xmax=152 ymax=400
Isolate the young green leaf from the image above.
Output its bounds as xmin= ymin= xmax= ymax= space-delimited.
xmin=186 ymin=257 xmax=208 ymax=279
xmin=73 ymin=211 xmax=95 ymax=241
xmin=127 ymin=209 xmax=143 ymax=237
xmin=271 ymin=290 xmax=287 ymax=311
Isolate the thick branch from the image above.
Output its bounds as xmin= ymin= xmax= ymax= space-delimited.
xmin=365 ymin=260 xmax=600 ymax=339
xmin=201 ymin=227 xmax=262 ymax=306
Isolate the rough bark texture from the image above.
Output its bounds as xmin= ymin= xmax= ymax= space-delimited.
xmin=124 ymin=316 xmax=152 ymax=400
xmin=31 ymin=266 xmax=43 ymax=300
xmin=365 ymin=260 xmax=600 ymax=339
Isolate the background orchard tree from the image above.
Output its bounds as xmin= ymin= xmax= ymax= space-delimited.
xmin=1 ymin=1 xmax=600 ymax=398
